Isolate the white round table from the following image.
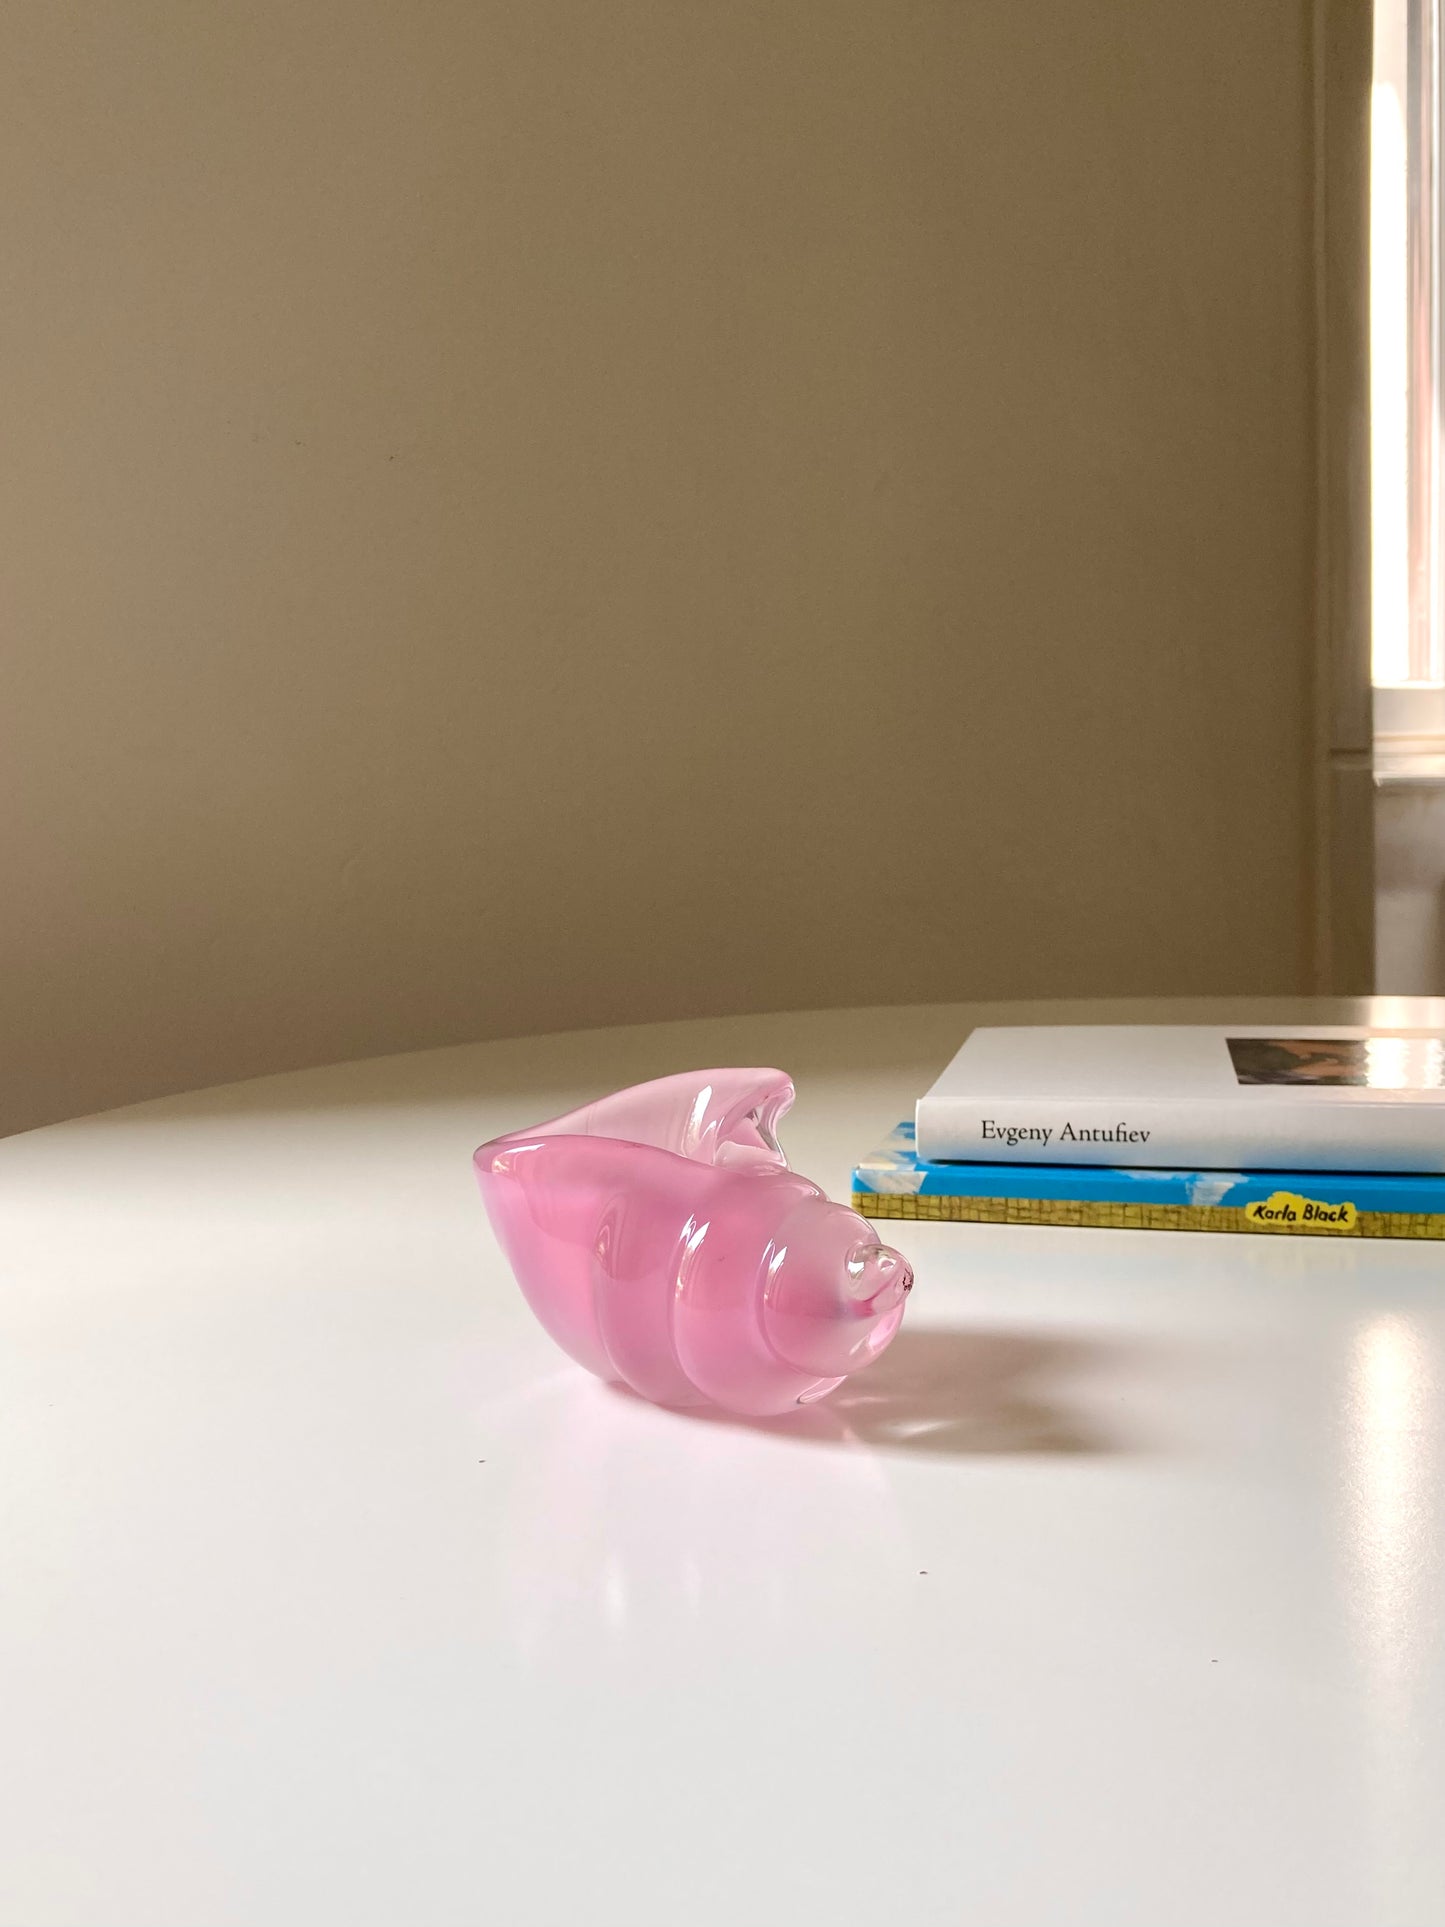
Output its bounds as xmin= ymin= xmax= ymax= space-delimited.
xmin=3 ymin=997 xmax=1444 ymax=1927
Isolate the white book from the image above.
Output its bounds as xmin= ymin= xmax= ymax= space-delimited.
xmin=915 ymin=1026 xmax=1445 ymax=1174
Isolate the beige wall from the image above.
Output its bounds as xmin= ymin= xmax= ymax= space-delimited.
xmin=2 ymin=1 xmax=1324 ymax=1135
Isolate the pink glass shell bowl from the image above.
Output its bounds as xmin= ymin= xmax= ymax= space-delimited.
xmin=473 ymin=1068 xmax=912 ymax=1418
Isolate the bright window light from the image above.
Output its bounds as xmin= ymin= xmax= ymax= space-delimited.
xmin=1373 ymin=75 xmax=1410 ymax=683
xmin=1372 ymin=0 xmax=1444 ymax=691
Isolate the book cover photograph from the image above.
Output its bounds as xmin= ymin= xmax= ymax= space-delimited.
xmin=1226 ymin=1034 xmax=1445 ymax=1087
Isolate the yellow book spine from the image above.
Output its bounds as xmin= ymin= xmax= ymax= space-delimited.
xmin=853 ymin=1192 xmax=1445 ymax=1239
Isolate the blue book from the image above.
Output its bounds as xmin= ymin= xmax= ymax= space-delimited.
xmin=853 ymin=1123 xmax=1445 ymax=1240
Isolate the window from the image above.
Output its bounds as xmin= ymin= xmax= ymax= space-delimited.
xmin=1373 ymin=0 xmax=1445 ymax=758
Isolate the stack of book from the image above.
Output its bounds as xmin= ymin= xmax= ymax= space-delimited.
xmin=852 ymin=1025 xmax=1445 ymax=1240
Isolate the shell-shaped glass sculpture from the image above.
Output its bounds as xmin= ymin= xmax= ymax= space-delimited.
xmin=473 ymin=1068 xmax=912 ymax=1416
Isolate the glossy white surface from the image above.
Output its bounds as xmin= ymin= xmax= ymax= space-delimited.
xmin=2 ymin=998 xmax=1444 ymax=1927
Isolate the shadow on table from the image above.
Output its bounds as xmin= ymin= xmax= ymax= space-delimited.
xmin=822 ymin=1325 xmax=1138 ymax=1457
xmin=615 ymin=1324 xmax=1151 ymax=1458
